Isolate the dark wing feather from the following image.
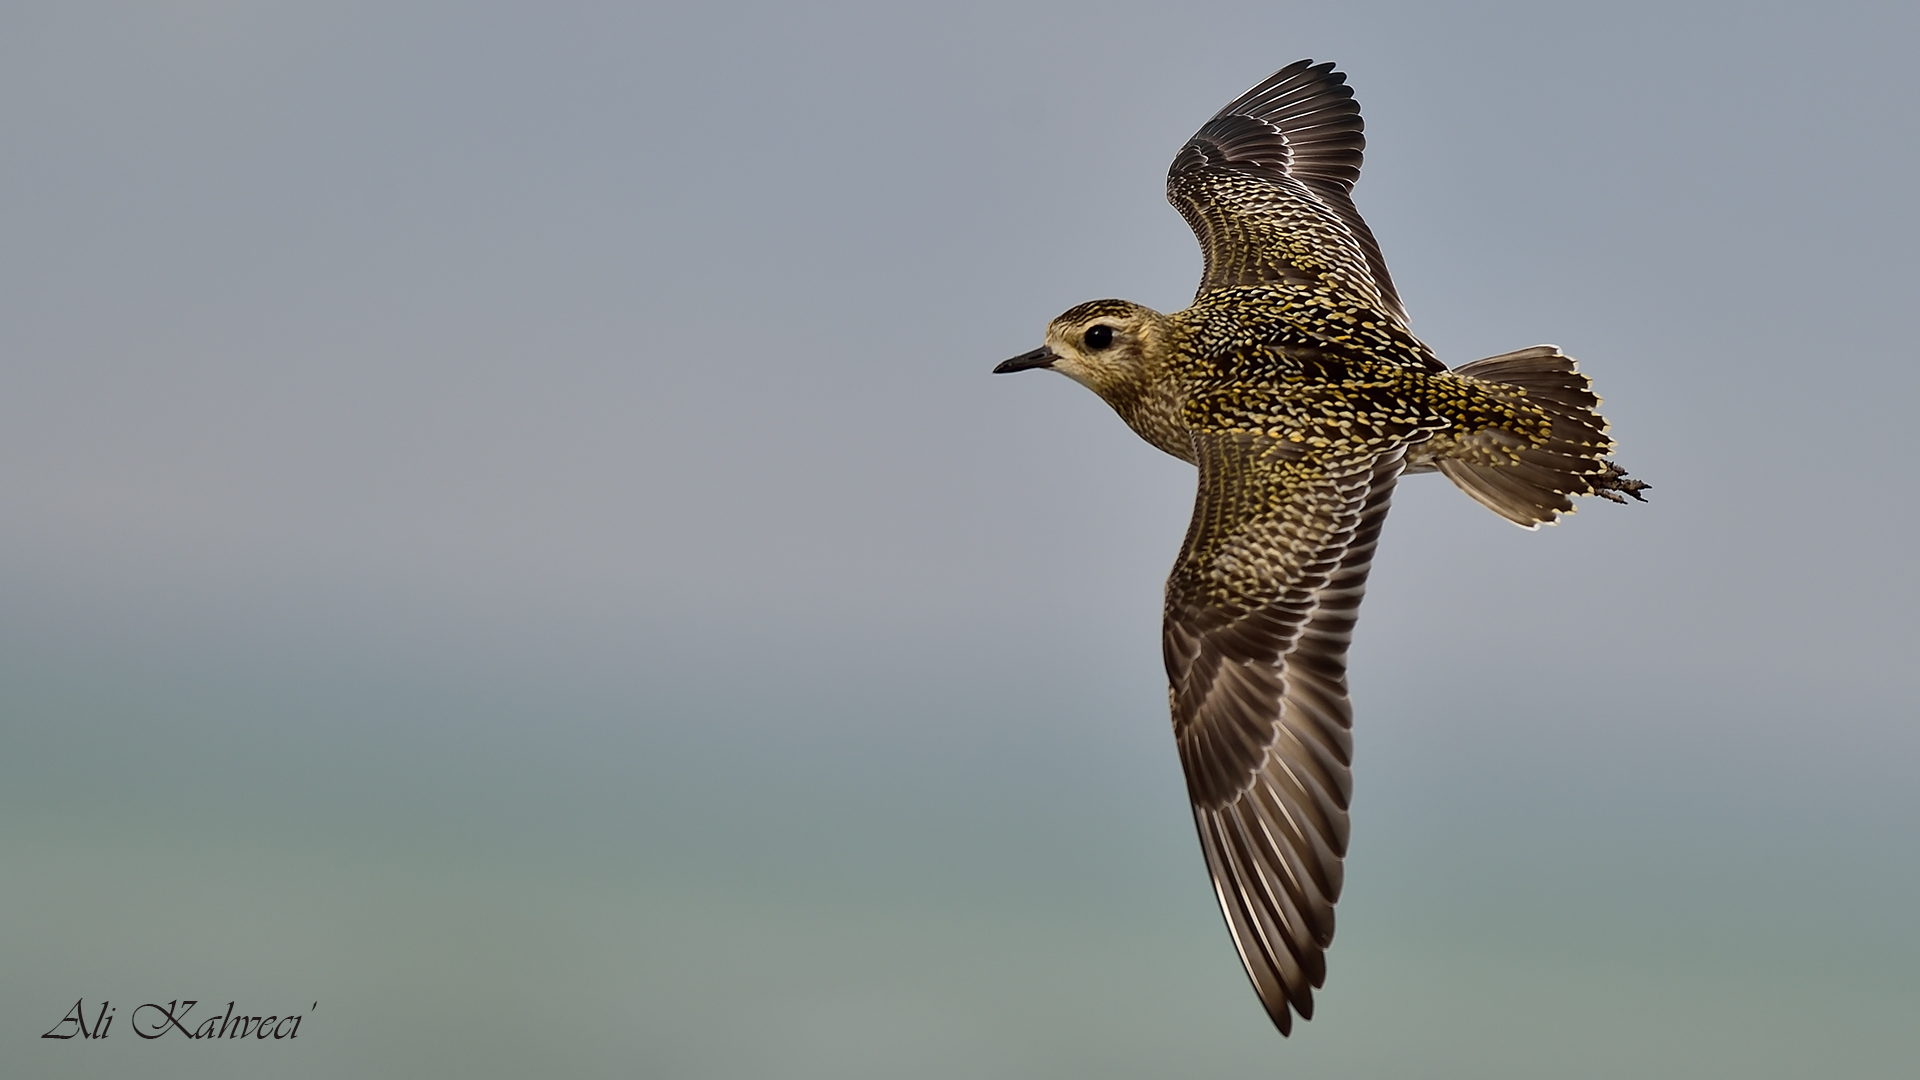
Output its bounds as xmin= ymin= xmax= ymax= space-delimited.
xmin=1167 ymin=59 xmax=1407 ymax=324
xmin=1163 ymin=436 xmax=1404 ymax=1034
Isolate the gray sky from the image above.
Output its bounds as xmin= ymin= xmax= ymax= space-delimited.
xmin=4 ymin=2 xmax=1917 ymax=1077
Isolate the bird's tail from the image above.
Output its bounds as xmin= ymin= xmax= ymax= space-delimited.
xmin=1435 ymin=346 xmax=1646 ymax=528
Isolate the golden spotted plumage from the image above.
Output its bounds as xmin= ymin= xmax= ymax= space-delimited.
xmin=995 ymin=59 xmax=1645 ymax=1036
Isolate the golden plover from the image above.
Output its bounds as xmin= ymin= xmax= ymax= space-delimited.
xmin=995 ymin=59 xmax=1646 ymax=1035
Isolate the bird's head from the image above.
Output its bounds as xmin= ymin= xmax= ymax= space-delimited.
xmin=994 ymin=299 xmax=1169 ymax=403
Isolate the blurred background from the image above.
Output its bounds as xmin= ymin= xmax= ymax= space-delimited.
xmin=3 ymin=1 xmax=1916 ymax=1076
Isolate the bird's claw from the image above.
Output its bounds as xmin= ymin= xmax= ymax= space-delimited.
xmin=1591 ymin=459 xmax=1649 ymax=503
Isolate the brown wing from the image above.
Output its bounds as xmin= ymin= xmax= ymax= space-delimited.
xmin=1167 ymin=59 xmax=1407 ymax=324
xmin=1162 ymin=434 xmax=1405 ymax=1034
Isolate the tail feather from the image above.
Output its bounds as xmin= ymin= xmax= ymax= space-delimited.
xmin=1437 ymin=346 xmax=1642 ymax=528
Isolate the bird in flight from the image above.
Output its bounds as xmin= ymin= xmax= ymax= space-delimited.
xmin=994 ymin=59 xmax=1646 ymax=1035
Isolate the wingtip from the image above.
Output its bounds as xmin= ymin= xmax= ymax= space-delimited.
xmin=1263 ymin=988 xmax=1307 ymax=1036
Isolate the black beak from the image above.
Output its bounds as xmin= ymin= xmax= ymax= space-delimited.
xmin=994 ymin=346 xmax=1057 ymax=374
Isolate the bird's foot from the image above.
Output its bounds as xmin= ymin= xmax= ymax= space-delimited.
xmin=1591 ymin=459 xmax=1649 ymax=504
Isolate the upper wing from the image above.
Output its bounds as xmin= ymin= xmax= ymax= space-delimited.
xmin=1162 ymin=433 xmax=1404 ymax=1034
xmin=1167 ymin=59 xmax=1407 ymax=324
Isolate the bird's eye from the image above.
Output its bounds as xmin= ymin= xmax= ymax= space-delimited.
xmin=1084 ymin=324 xmax=1114 ymax=350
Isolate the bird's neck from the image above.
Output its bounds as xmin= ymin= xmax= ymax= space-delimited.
xmin=1102 ymin=320 xmax=1195 ymax=464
